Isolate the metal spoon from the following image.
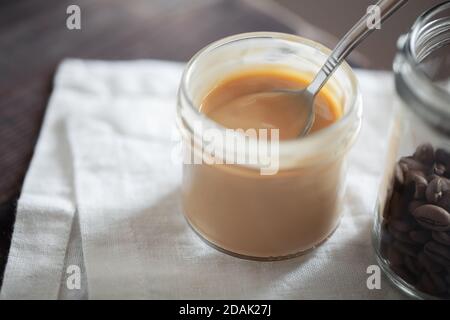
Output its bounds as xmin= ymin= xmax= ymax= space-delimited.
xmin=254 ymin=0 xmax=409 ymax=136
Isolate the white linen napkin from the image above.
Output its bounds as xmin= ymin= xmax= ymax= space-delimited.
xmin=1 ymin=59 xmax=404 ymax=299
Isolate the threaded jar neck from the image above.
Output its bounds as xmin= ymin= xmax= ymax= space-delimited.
xmin=394 ymin=1 xmax=450 ymax=136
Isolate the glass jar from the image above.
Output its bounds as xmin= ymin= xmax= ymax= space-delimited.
xmin=373 ymin=2 xmax=450 ymax=299
xmin=177 ymin=32 xmax=362 ymax=260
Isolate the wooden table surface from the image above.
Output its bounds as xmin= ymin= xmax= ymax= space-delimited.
xmin=0 ymin=0 xmax=298 ymax=286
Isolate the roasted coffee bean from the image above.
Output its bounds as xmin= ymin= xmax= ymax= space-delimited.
xmin=408 ymin=200 xmax=425 ymax=214
xmin=391 ymin=265 xmax=417 ymax=285
xmin=417 ymin=273 xmax=440 ymax=295
xmin=387 ymin=246 xmax=404 ymax=266
xmin=436 ymin=148 xmax=450 ymax=167
xmin=424 ymin=248 xmax=450 ymax=269
xmin=389 ymin=192 xmax=405 ymax=219
xmin=414 ymin=143 xmax=435 ymax=165
xmin=432 ymin=231 xmax=450 ymax=246
xmin=388 ymin=224 xmax=415 ymax=244
xmin=379 ymin=224 xmax=392 ymax=254
xmin=379 ymin=231 xmax=391 ymax=258
xmin=433 ymin=163 xmax=446 ymax=176
xmin=399 ymin=157 xmax=428 ymax=172
xmin=390 ymin=218 xmax=415 ymax=233
xmin=412 ymin=204 xmax=450 ymax=231
xmin=409 ymin=229 xmax=431 ymax=244
xmin=426 ymin=177 xmax=450 ymax=204
xmin=393 ymin=240 xmax=420 ymax=257
xmin=418 ymin=252 xmax=444 ymax=273
xmin=405 ymin=171 xmax=428 ymax=200
xmin=404 ymin=256 xmax=421 ymax=275
xmin=425 ymin=251 xmax=450 ymax=269
xmin=425 ymin=241 xmax=450 ymax=262
xmin=415 ymin=180 xmax=428 ymax=200
xmin=437 ymin=190 xmax=450 ymax=212
xmin=405 ymin=170 xmax=426 ymax=184
xmin=428 ymin=272 xmax=448 ymax=294
xmin=427 ymin=174 xmax=441 ymax=183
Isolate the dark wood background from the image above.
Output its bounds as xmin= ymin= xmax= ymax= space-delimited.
xmin=0 ymin=0 xmax=443 ymax=288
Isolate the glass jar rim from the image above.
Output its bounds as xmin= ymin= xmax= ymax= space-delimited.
xmin=396 ymin=1 xmax=450 ymax=123
xmin=178 ymin=32 xmax=361 ymax=153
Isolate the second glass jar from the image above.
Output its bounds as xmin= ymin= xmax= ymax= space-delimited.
xmin=373 ymin=2 xmax=450 ymax=299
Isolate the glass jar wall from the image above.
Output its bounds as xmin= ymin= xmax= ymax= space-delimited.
xmin=373 ymin=2 xmax=450 ymax=299
xmin=178 ymin=32 xmax=362 ymax=260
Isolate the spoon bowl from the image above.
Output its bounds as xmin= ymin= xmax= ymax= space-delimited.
xmin=236 ymin=0 xmax=408 ymax=137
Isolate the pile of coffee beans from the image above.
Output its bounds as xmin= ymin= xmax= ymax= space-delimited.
xmin=380 ymin=143 xmax=450 ymax=298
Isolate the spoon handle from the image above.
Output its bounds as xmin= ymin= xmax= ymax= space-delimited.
xmin=306 ymin=0 xmax=409 ymax=96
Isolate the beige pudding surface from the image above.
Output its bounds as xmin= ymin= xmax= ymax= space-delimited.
xmin=200 ymin=67 xmax=342 ymax=140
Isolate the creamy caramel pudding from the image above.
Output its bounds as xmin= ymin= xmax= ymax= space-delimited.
xmin=181 ymin=67 xmax=349 ymax=259
xmin=200 ymin=67 xmax=341 ymax=140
